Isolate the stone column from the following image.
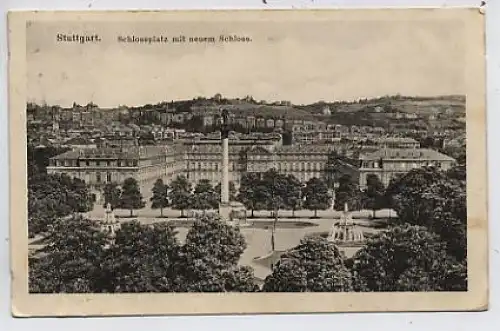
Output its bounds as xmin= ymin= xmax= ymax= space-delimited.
xmin=219 ymin=108 xmax=231 ymax=222
xmin=221 ymin=137 xmax=230 ymax=205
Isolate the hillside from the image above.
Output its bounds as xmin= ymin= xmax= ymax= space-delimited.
xmin=298 ymin=95 xmax=465 ymax=115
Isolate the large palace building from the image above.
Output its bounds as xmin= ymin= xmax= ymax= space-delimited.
xmin=47 ymin=145 xmax=184 ymax=200
xmin=358 ymin=148 xmax=455 ymax=189
xmin=47 ymin=137 xmax=456 ymax=198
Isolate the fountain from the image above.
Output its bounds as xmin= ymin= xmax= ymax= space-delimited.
xmin=328 ymin=203 xmax=365 ymax=246
xmin=100 ymin=203 xmax=121 ymax=238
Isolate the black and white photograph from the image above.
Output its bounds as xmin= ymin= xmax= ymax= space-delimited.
xmin=9 ymin=9 xmax=487 ymax=315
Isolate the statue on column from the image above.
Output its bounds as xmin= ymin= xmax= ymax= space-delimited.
xmin=220 ymin=108 xmax=230 ymax=139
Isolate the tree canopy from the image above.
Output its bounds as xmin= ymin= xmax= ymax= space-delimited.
xmin=351 ymin=224 xmax=466 ymax=292
xmin=150 ymin=179 xmax=169 ymax=216
xmin=103 ymin=182 xmax=122 ymax=210
xmin=120 ymin=177 xmax=145 ymax=216
xmin=284 ymin=175 xmax=303 ymax=217
xmin=303 ymin=177 xmax=331 ymax=217
xmin=169 ymin=214 xmax=257 ymax=292
xmin=361 ymin=174 xmax=385 ymax=217
xmin=29 ymin=215 xmax=108 ymax=293
xmin=385 ymin=166 xmax=466 ymax=261
xmin=168 ymin=175 xmax=193 ymax=217
xmin=30 ymin=214 xmax=258 ymax=293
xmin=237 ymin=172 xmax=266 ymax=217
xmin=101 ymin=221 xmax=180 ymax=292
xmin=192 ymin=179 xmax=219 ymax=211
xmin=334 ymin=174 xmax=361 ymax=211
xmin=263 ymin=237 xmax=352 ymax=292
xmin=214 ymin=181 xmax=237 ymax=202
xmin=28 ymin=173 xmax=94 ymax=237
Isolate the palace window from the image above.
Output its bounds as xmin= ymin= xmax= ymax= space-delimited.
xmin=96 ymin=172 xmax=101 ymax=183
xmin=106 ymin=173 xmax=112 ymax=183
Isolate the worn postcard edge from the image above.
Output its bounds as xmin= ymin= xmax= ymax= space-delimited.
xmin=7 ymin=9 xmax=488 ymax=316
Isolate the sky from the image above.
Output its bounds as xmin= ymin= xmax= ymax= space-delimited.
xmin=26 ymin=16 xmax=465 ymax=107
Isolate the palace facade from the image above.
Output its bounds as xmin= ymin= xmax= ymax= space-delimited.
xmin=48 ymin=140 xmax=456 ymax=197
xmin=47 ymin=145 xmax=184 ymax=200
xmin=358 ymin=148 xmax=456 ymax=189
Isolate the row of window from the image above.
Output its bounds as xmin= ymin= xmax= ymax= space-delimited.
xmin=53 ymin=159 xmax=139 ymax=167
xmin=186 ymin=154 xmax=327 ymax=161
xmin=362 ymin=161 xmax=445 ymax=170
xmin=186 ymin=161 xmax=327 ymax=172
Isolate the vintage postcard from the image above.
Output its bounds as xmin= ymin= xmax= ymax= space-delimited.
xmin=8 ymin=9 xmax=487 ymax=316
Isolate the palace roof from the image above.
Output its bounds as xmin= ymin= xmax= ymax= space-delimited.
xmin=276 ymin=144 xmax=336 ymax=154
xmin=51 ymin=146 xmax=167 ymax=160
xmin=359 ymin=148 xmax=455 ymax=161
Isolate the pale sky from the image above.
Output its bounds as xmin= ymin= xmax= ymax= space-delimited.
xmin=26 ymin=18 xmax=465 ymax=107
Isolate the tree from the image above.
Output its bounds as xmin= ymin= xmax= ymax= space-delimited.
xmin=446 ymin=164 xmax=466 ymax=182
xmin=172 ymin=214 xmax=258 ymax=292
xmin=192 ymin=179 xmax=219 ymax=212
xmin=284 ymin=175 xmax=303 ymax=217
xmin=168 ymin=175 xmax=193 ymax=217
xmin=29 ymin=215 xmax=109 ymax=293
xmin=119 ymin=177 xmax=145 ymax=217
xmin=362 ymin=174 xmax=385 ymax=218
xmin=150 ymin=179 xmax=169 ymax=217
xmin=238 ymin=172 xmax=265 ymax=218
xmin=263 ymin=237 xmax=353 ymax=292
xmin=66 ymin=177 xmax=94 ymax=213
xmin=384 ymin=166 xmax=444 ymax=221
xmin=28 ymin=173 xmax=94 ymax=237
xmin=27 ymin=144 xmax=70 ymax=178
xmin=324 ymin=151 xmax=341 ymax=188
xmin=261 ymin=169 xmax=289 ymax=215
xmin=303 ymin=177 xmax=331 ymax=218
xmin=103 ymin=182 xmax=122 ymax=210
xmin=351 ymin=224 xmax=466 ymax=292
xmin=261 ymin=169 xmax=290 ymax=251
xmin=420 ymin=177 xmax=467 ymax=261
xmin=385 ymin=167 xmax=466 ymax=261
xmin=215 ymin=181 xmax=237 ymax=202
xmin=334 ymin=174 xmax=360 ymax=211
xmin=102 ymin=221 xmax=180 ymax=292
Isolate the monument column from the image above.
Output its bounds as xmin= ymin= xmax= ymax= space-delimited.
xmin=221 ymin=135 xmax=229 ymax=205
xmin=219 ymin=108 xmax=231 ymax=221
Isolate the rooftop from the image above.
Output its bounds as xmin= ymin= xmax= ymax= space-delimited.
xmin=359 ymin=148 xmax=455 ymax=161
xmin=51 ymin=146 xmax=168 ymax=160
xmin=276 ymin=144 xmax=335 ymax=154
xmin=370 ymin=137 xmax=418 ymax=143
